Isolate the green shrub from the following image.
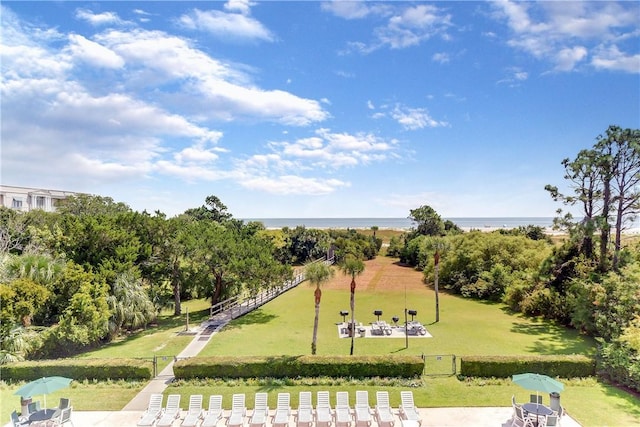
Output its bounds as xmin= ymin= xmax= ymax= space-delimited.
xmin=1 ymin=358 xmax=153 ymax=381
xmin=459 ymin=354 xmax=595 ymax=378
xmin=174 ymin=355 xmax=424 ymax=379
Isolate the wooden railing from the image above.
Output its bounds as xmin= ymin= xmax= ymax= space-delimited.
xmin=209 ymin=257 xmax=334 ymax=319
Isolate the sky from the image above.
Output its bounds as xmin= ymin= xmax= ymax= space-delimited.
xmin=1 ymin=1 xmax=639 ymax=219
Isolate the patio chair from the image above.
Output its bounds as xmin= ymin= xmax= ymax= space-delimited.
xmin=47 ymin=406 xmax=73 ymax=427
xmin=181 ymin=394 xmax=204 ymax=427
xmin=10 ymin=410 xmax=29 ymax=427
xmin=295 ymin=391 xmax=313 ymax=427
xmin=354 ymin=391 xmax=372 ymax=427
xmin=511 ymin=406 xmax=534 ymax=427
xmin=529 ymin=395 xmax=542 ymax=404
xmin=272 ymin=393 xmax=291 ymax=427
xmin=156 ymin=394 xmax=182 ymax=427
xmin=137 ymin=393 xmax=164 ymax=427
xmin=227 ymin=393 xmax=247 ymax=427
xmin=249 ymin=393 xmax=269 ymax=427
xmin=54 ymin=398 xmax=70 ymax=411
xmin=28 ymin=401 xmax=42 ymax=415
xmin=201 ymin=395 xmax=224 ymax=427
xmin=315 ymin=391 xmax=333 ymax=427
xmin=334 ymin=391 xmax=352 ymax=427
xmin=398 ymin=391 xmax=421 ymax=426
xmin=545 ymin=414 xmax=559 ymax=427
xmin=374 ymin=391 xmax=395 ymax=427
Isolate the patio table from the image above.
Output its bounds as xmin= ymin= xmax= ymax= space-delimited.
xmin=522 ymin=403 xmax=553 ymax=427
xmin=29 ymin=409 xmax=59 ymax=425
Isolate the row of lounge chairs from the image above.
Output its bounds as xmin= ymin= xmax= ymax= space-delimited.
xmin=138 ymin=391 xmax=422 ymax=427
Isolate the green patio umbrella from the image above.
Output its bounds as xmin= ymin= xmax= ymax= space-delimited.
xmin=13 ymin=376 xmax=72 ymax=409
xmin=512 ymin=372 xmax=564 ymax=407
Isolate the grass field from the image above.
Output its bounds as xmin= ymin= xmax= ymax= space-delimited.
xmin=200 ymin=255 xmax=594 ymax=358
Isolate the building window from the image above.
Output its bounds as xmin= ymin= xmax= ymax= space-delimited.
xmin=12 ymin=198 xmax=23 ymax=208
xmin=36 ymin=196 xmax=46 ymax=209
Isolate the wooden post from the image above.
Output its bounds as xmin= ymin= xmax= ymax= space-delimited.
xmin=434 ymin=251 xmax=440 ymax=323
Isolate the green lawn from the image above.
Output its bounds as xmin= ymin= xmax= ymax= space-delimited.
xmin=77 ymin=299 xmax=212 ymax=372
xmin=200 ymin=284 xmax=595 ymax=358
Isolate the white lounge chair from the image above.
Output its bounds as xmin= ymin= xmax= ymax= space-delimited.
xmin=249 ymin=393 xmax=269 ymax=427
xmin=181 ymin=395 xmax=204 ymax=427
xmin=315 ymin=391 xmax=333 ymax=427
xmin=374 ymin=391 xmax=395 ymax=427
xmin=137 ymin=394 xmax=163 ymax=427
xmin=227 ymin=394 xmax=247 ymax=427
xmin=398 ymin=391 xmax=421 ymax=426
xmin=157 ymin=394 xmax=182 ymax=427
xmin=334 ymin=392 xmax=352 ymax=427
xmin=295 ymin=391 xmax=313 ymax=427
xmin=272 ymin=393 xmax=291 ymax=427
xmin=201 ymin=395 xmax=224 ymax=427
xmin=354 ymin=391 xmax=372 ymax=427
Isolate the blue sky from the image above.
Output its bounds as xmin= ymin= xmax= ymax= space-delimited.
xmin=1 ymin=1 xmax=639 ymax=218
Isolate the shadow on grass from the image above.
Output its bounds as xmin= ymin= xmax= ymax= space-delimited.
xmin=82 ymin=307 xmax=211 ymax=353
xmin=600 ymin=381 xmax=640 ymax=417
xmin=510 ymin=320 xmax=596 ymax=355
xmin=223 ymin=310 xmax=277 ymax=330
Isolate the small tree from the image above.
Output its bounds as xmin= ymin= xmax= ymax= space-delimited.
xmin=409 ymin=205 xmax=445 ymax=237
xmin=339 ymin=254 xmax=365 ymax=355
xmin=305 ymin=260 xmax=334 ymax=355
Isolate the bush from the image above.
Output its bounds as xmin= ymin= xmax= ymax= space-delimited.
xmin=2 ymin=358 xmax=153 ymax=381
xmin=459 ymin=354 xmax=595 ymax=378
xmin=174 ymin=355 xmax=424 ymax=379
xmin=598 ymin=341 xmax=640 ymax=392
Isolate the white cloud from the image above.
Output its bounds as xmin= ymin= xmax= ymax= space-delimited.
xmin=432 ymin=52 xmax=450 ymax=64
xmin=491 ymin=0 xmax=639 ymax=73
xmin=554 ymin=46 xmax=588 ymax=72
xmin=240 ymin=175 xmax=349 ymax=195
xmin=321 ymin=0 xmax=374 ymax=20
xmin=391 ymin=105 xmax=449 ymax=130
xmin=225 ymin=0 xmax=254 ymax=15
xmin=328 ymin=2 xmax=451 ymax=53
xmin=75 ymin=9 xmax=125 ymax=26
xmin=230 ymin=128 xmax=399 ymax=196
xmin=497 ymin=67 xmax=529 ymax=86
xmin=376 ymin=4 xmax=452 ymax=49
xmin=178 ymin=8 xmax=274 ymax=42
xmin=67 ymin=34 xmax=124 ymax=69
xmin=96 ymin=29 xmax=327 ymax=125
xmin=592 ymin=45 xmax=640 ymax=73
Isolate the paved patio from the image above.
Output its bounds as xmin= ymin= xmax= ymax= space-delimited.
xmin=4 ymin=406 xmax=581 ymax=427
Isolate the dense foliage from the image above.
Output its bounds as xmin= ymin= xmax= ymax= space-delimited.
xmin=0 ymin=195 xmax=379 ymax=361
xmin=394 ymin=126 xmax=640 ymax=392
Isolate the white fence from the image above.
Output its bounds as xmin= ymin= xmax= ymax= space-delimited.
xmin=209 ymin=257 xmax=334 ymax=320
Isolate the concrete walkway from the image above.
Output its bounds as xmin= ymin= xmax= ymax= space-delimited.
xmin=122 ymin=310 xmax=233 ymax=411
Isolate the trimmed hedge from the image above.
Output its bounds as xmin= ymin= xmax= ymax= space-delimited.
xmin=174 ymin=355 xmax=424 ymax=379
xmin=1 ymin=358 xmax=153 ymax=382
xmin=459 ymin=355 xmax=595 ymax=378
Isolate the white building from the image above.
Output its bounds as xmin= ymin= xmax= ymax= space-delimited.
xmin=0 ymin=185 xmax=81 ymax=212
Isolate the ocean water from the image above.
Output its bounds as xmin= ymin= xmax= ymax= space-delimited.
xmin=243 ymin=217 xmax=555 ymax=230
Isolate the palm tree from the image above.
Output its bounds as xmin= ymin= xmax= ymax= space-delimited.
xmin=305 ymin=260 xmax=334 ymax=355
xmin=339 ymin=254 xmax=365 ymax=355
xmin=107 ymin=271 xmax=156 ymax=339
